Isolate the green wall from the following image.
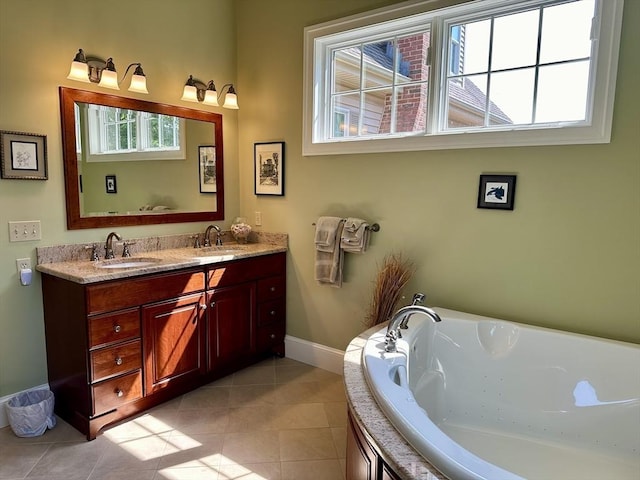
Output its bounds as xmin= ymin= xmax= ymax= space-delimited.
xmin=0 ymin=0 xmax=240 ymax=397
xmin=0 ymin=0 xmax=638 ymax=401
xmin=236 ymin=0 xmax=640 ymax=350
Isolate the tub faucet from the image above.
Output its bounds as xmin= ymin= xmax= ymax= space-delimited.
xmin=104 ymin=232 xmax=122 ymax=259
xmin=203 ymin=225 xmax=222 ymax=247
xmin=385 ymin=304 xmax=441 ymax=353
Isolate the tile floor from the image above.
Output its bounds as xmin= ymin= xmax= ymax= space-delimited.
xmin=0 ymin=357 xmax=347 ymax=480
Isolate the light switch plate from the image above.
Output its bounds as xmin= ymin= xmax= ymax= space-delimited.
xmin=255 ymin=211 xmax=262 ymax=226
xmin=8 ymin=221 xmax=42 ymax=242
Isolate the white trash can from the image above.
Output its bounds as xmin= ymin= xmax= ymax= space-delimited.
xmin=6 ymin=389 xmax=56 ymax=437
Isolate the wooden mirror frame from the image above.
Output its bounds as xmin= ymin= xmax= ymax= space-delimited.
xmin=60 ymin=87 xmax=224 ymax=229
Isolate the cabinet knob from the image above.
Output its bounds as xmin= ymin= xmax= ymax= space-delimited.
xmin=270 ymin=310 xmax=276 ymax=316
xmin=270 ymin=286 xmax=276 ymax=292
xmin=270 ymin=334 xmax=276 ymax=339
xmin=115 ymin=357 xmax=123 ymax=366
xmin=200 ymin=303 xmax=207 ymax=310
xmin=115 ymin=389 xmax=124 ymax=398
xmin=210 ymin=301 xmax=216 ymax=308
xmin=114 ymin=325 xmax=122 ymax=333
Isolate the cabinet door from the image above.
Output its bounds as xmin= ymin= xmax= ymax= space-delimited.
xmin=207 ymin=282 xmax=255 ymax=370
xmin=143 ymin=293 xmax=206 ymax=394
xmin=346 ymin=412 xmax=376 ymax=480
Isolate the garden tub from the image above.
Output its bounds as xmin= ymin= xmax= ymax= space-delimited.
xmin=362 ymin=308 xmax=640 ymax=479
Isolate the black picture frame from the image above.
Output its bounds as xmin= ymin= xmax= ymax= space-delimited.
xmin=477 ymin=174 xmax=517 ymax=210
xmin=0 ymin=130 xmax=48 ymax=180
xmin=254 ymin=141 xmax=285 ymax=196
xmin=105 ymin=175 xmax=117 ymax=194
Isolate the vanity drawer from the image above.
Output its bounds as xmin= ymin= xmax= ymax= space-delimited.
xmin=257 ymin=298 xmax=286 ymax=327
xmin=257 ymin=275 xmax=285 ymax=302
xmin=90 ymin=339 xmax=141 ymax=383
xmin=89 ymin=308 xmax=140 ymax=348
xmin=86 ymin=269 xmax=205 ymax=315
xmin=257 ymin=323 xmax=286 ymax=352
xmin=208 ymin=253 xmax=286 ymax=289
xmin=92 ymin=370 xmax=142 ymax=416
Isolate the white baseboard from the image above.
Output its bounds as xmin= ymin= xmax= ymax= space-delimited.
xmin=284 ymin=335 xmax=345 ymax=375
xmin=0 ymin=384 xmax=50 ymax=429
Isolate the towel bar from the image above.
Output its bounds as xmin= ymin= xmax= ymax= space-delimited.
xmin=312 ymin=221 xmax=380 ymax=232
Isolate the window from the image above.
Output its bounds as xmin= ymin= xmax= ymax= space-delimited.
xmin=303 ymin=0 xmax=624 ymax=155
xmin=84 ymin=105 xmax=186 ymax=162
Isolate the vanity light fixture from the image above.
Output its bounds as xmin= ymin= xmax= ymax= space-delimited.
xmin=181 ymin=75 xmax=239 ymax=109
xmin=66 ymin=48 xmax=149 ymax=94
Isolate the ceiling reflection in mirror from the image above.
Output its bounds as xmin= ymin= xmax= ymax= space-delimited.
xmin=60 ymin=87 xmax=224 ymax=229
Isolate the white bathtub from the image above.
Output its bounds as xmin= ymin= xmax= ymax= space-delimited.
xmin=363 ymin=308 xmax=640 ymax=480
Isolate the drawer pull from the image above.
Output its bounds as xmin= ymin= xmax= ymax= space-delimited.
xmin=115 ymin=357 xmax=123 ymax=366
xmin=114 ymin=325 xmax=122 ymax=333
xmin=270 ymin=286 xmax=276 ymax=292
xmin=270 ymin=334 xmax=276 ymax=339
xmin=270 ymin=310 xmax=276 ymax=316
xmin=210 ymin=301 xmax=216 ymax=308
xmin=200 ymin=303 xmax=207 ymax=310
xmin=115 ymin=388 xmax=124 ymax=398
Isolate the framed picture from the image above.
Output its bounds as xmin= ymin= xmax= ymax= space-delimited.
xmin=0 ymin=130 xmax=48 ymax=180
xmin=254 ymin=142 xmax=284 ymax=196
xmin=477 ymin=174 xmax=517 ymax=210
xmin=199 ymin=145 xmax=217 ymax=193
xmin=105 ymin=175 xmax=117 ymax=194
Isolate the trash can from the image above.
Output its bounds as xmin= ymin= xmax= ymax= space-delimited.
xmin=5 ymin=389 xmax=56 ymax=437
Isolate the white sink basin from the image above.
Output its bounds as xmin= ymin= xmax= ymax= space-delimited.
xmin=192 ymin=246 xmax=247 ymax=257
xmin=95 ymin=257 xmax=162 ymax=269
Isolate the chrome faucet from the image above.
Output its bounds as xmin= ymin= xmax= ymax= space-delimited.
xmin=104 ymin=232 xmax=122 ymax=259
xmin=385 ymin=300 xmax=442 ymax=353
xmin=203 ymin=225 xmax=222 ymax=247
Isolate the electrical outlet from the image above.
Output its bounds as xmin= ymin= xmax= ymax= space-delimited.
xmin=8 ymin=221 xmax=42 ymax=242
xmin=255 ymin=211 xmax=262 ymax=226
xmin=16 ymin=258 xmax=32 ymax=272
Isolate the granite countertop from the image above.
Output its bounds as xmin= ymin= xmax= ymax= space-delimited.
xmin=36 ymin=232 xmax=287 ymax=284
xmin=344 ymin=326 xmax=446 ymax=480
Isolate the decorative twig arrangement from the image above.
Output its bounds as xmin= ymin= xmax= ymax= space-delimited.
xmin=365 ymin=253 xmax=414 ymax=328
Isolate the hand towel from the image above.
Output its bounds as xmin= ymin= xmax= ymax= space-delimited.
xmin=314 ymin=217 xmax=345 ymax=287
xmin=314 ymin=216 xmax=344 ymax=253
xmin=340 ymin=217 xmax=370 ymax=253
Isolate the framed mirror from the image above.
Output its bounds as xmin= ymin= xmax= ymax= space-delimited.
xmin=59 ymin=87 xmax=224 ymax=229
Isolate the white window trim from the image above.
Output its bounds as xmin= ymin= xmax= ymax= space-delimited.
xmin=85 ymin=106 xmax=186 ymax=163
xmin=302 ymin=0 xmax=624 ymax=156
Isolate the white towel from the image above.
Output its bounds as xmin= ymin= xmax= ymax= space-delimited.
xmin=340 ymin=217 xmax=370 ymax=253
xmin=314 ymin=217 xmax=345 ymax=287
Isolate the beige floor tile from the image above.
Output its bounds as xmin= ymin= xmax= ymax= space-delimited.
xmin=270 ymin=381 xmax=319 ymax=404
xmin=0 ymin=416 xmax=84 ymax=445
xmin=173 ymin=408 xmax=229 ymax=435
xmin=323 ymin=401 xmax=347 ymax=427
xmin=26 ymin=438 xmax=106 ymax=478
xmin=103 ymin=412 xmax=177 ymax=441
xmin=221 ymin=431 xmax=280 ymax=464
xmin=216 ymin=462 xmax=281 ymax=480
xmin=92 ymin=434 xmax=169 ymax=472
xmin=232 ymin=366 xmax=275 ymax=385
xmin=0 ymin=443 xmax=50 ymax=478
xmin=272 ymin=403 xmax=329 ymax=430
xmin=225 ymin=405 xmax=278 ymax=432
xmin=158 ymin=433 xmax=224 ymax=470
xmin=154 ymin=465 xmax=219 ymax=479
xmin=279 ymin=428 xmax=338 ymax=462
xmin=331 ymin=427 xmax=347 ymax=459
xmin=280 ymin=459 xmax=344 ymax=480
xmin=179 ymin=386 xmax=230 ymax=410
xmin=89 ymin=470 xmax=156 ymax=480
xmin=228 ymin=384 xmax=277 ymax=407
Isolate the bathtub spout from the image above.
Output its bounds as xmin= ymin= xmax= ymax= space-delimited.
xmin=385 ymin=305 xmax=441 ymax=352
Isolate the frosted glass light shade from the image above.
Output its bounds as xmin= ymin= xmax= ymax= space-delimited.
xmin=67 ymin=61 xmax=90 ymax=82
xmin=98 ymin=69 xmax=119 ymax=90
xmin=203 ymin=89 xmax=219 ymax=106
xmin=128 ymin=74 xmax=148 ymax=94
xmin=181 ymin=85 xmax=198 ymax=102
xmin=223 ymin=92 xmax=239 ymax=109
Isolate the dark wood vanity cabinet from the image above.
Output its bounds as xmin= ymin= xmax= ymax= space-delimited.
xmin=41 ymin=252 xmax=286 ymax=440
xmin=347 ymin=410 xmax=403 ymax=480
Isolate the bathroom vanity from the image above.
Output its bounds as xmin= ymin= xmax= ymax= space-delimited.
xmin=38 ymin=241 xmax=286 ymax=440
